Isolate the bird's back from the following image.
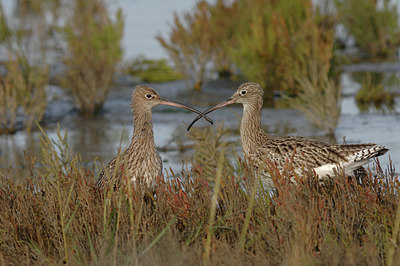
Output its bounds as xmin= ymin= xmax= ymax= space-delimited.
xmin=244 ymin=134 xmax=388 ymax=185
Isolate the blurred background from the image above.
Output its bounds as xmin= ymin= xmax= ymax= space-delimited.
xmin=0 ymin=0 xmax=399 ymax=176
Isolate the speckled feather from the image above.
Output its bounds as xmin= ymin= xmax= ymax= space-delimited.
xmin=96 ymin=85 xmax=211 ymax=191
xmin=189 ymin=82 xmax=389 ymax=187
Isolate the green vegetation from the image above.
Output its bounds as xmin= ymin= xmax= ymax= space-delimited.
xmin=0 ymin=53 xmax=49 ymax=134
xmin=0 ymin=4 xmax=12 ymax=42
xmin=61 ymin=0 xmax=124 ymax=116
xmin=156 ymin=0 xmax=238 ymax=91
xmin=124 ymin=55 xmax=184 ymax=83
xmin=230 ymin=0 xmax=336 ymax=104
xmin=158 ymin=0 xmax=337 ymax=98
xmin=285 ymin=42 xmax=341 ymax=136
xmin=336 ymin=0 xmax=400 ymax=59
xmin=157 ymin=0 xmax=400 ymax=134
xmin=0 ymin=127 xmax=399 ymax=264
xmin=355 ymin=72 xmax=398 ymax=112
xmin=0 ymin=4 xmax=49 ymax=134
xmin=287 ymin=74 xmax=341 ymax=137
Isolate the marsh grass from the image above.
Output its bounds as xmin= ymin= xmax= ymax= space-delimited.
xmin=229 ymin=0 xmax=336 ymax=104
xmin=156 ymin=0 xmax=238 ymax=91
xmin=355 ymin=73 xmax=398 ymax=113
xmin=60 ymin=0 xmax=124 ymax=116
xmin=0 ymin=53 xmax=48 ymax=134
xmin=336 ymin=0 xmax=400 ymax=59
xmin=286 ymin=73 xmax=342 ymax=137
xmin=0 ymin=128 xmax=399 ymax=265
xmin=188 ymin=123 xmax=236 ymax=183
xmin=123 ymin=55 xmax=183 ymax=83
xmin=0 ymin=1 xmax=50 ymax=135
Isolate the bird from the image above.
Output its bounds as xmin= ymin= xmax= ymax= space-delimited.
xmin=95 ymin=85 xmax=213 ymax=190
xmin=187 ymin=82 xmax=389 ymax=187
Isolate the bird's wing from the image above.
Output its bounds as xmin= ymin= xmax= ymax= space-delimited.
xmin=254 ymin=136 xmax=367 ymax=170
xmin=96 ymin=154 xmax=126 ymax=191
xmin=255 ymin=135 xmax=387 ymax=177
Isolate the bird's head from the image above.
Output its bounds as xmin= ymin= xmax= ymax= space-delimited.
xmin=131 ymin=85 xmax=164 ymax=111
xmin=131 ymin=85 xmax=213 ymax=123
xmin=230 ymin=82 xmax=264 ymax=106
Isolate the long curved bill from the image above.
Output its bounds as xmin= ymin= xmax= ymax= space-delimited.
xmin=187 ymin=98 xmax=235 ymax=131
xmin=160 ymin=99 xmax=213 ymax=125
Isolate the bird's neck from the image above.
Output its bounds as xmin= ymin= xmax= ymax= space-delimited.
xmin=130 ymin=109 xmax=156 ymax=148
xmin=240 ymin=103 xmax=265 ymax=148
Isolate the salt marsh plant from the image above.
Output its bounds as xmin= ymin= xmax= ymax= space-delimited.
xmin=336 ymin=0 xmax=400 ymax=59
xmin=124 ymin=55 xmax=183 ymax=83
xmin=0 ymin=126 xmax=399 ymax=264
xmin=0 ymin=53 xmax=49 ymax=134
xmin=61 ymin=0 xmax=124 ymax=116
xmin=229 ymin=0 xmax=336 ymax=104
xmin=0 ymin=2 xmax=49 ymax=134
xmin=286 ymin=36 xmax=341 ymax=137
xmin=288 ymin=73 xmax=342 ymax=137
xmin=0 ymin=4 xmax=12 ymax=43
xmin=156 ymin=0 xmax=238 ymax=91
xmin=355 ymin=72 xmax=398 ymax=112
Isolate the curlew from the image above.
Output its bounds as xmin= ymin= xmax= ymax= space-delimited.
xmin=96 ymin=85 xmax=212 ymax=190
xmin=187 ymin=82 xmax=389 ymax=187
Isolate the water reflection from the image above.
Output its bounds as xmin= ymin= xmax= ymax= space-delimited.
xmin=0 ymin=131 xmax=41 ymax=167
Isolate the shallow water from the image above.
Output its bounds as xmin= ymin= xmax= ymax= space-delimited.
xmin=1 ymin=75 xmax=399 ymax=178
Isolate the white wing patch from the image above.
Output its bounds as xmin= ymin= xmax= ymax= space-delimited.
xmin=314 ymin=145 xmax=388 ymax=179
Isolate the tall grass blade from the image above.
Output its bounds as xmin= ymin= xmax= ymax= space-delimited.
xmin=239 ymin=172 xmax=259 ymax=251
xmin=140 ymin=216 xmax=177 ymax=256
xmin=203 ymin=152 xmax=225 ymax=265
xmin=86 ymin=225 xmax=98 ymax=265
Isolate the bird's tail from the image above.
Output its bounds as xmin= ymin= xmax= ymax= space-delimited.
xmin=347 ymin=145 xmax=389 ymax=163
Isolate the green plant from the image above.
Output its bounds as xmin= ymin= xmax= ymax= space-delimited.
xmin=156 ymin=0 xmax=238 ymax=91
xmin=288 ymin=74 xmax=342 ymax=137
xmin=0 ymin=53 xmax=48 ymax=134
xmin=355 ymin=72 xmax=397 ymax=112
xmin=286 ymin=34 xmax=342 ymax=137
xmin=0 ymin=3 xmax=12 ymax=43
xmin=0 ymin=1 xmax=50 ymax=134
xmin=229 ymin=0 xmax=336 ymax=105
xmin=336 ymin=0 xmax=400 ymax=59
xmin=124 ymin=55 xmax=183 ymax=83
xmin=61 ymin=0 xmax=124 ymax=116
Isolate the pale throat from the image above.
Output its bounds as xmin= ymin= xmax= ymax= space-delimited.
xmin=131 ymin=108 xmax=156 ymax=147
xmin=240 ymin=103 xmax=263 ymax=149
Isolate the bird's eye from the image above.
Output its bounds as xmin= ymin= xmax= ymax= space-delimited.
xmin=240 ymin=90 xmax=247 ymax=96
xmin=145 ymin=94 xmax=152 ymax=99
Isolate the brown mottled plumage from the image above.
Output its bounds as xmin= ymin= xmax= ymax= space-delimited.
xmin=96 ymin=85 xmax=212 ymax=190
xmin=188 ymin=82 xmax=389 ymax=187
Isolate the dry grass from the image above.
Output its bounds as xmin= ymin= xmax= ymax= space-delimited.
xmin=188 ymin=123 xmax=236 ymax=183
xmin=287 ymin=73 xmax=342 ymax=137
xmin=0 ymin=128 xmax=399 ymax=265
